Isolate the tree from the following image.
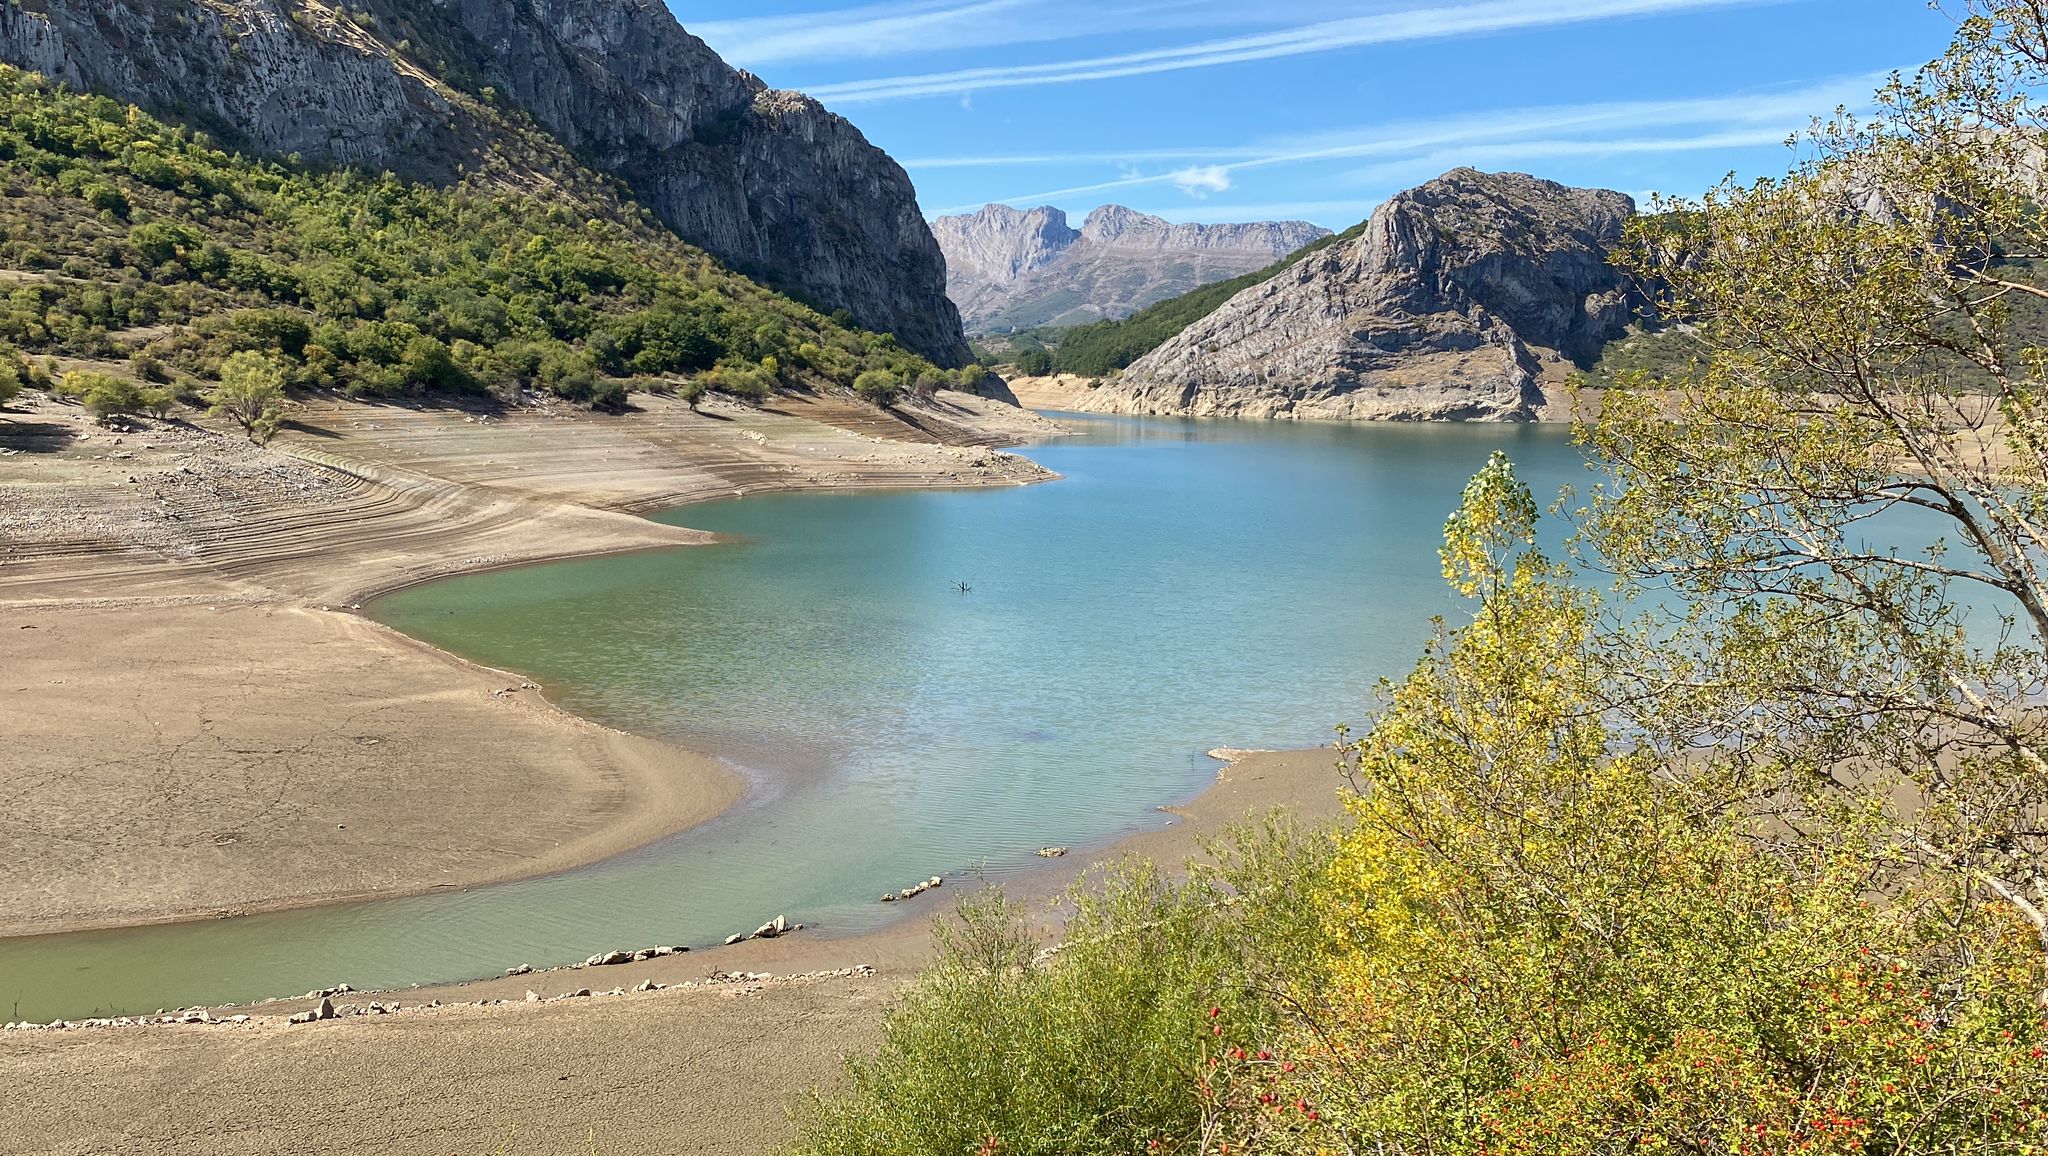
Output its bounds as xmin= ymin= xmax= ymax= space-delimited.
xmin=209 ymin=350 xmax=286 ymax=443
xmin=1587 ymin=0 xmax=2048 ymax=951
xmin=853 ymin=368 xmax=902 ymax=407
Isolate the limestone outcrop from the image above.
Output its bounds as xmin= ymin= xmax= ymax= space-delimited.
xmin=1075 ymin=170 xmax=1638 ymax=421
xmin=934 ymin=204 xmax=1328 ymax=333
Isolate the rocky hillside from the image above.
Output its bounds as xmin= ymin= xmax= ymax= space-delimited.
xmin=0 ymin=0 xmax=970 ymax=365
xmin=934 ymin=204 xmax=1328 ymax=334
xmin=1071 ymin=170 xmax=1637 ymax=421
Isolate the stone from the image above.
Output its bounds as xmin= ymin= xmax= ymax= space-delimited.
xmin=1077 ymin=169 xmax=1642 ymax=422
xmin=586 ymin=950 xmax=633 ymax=967
xmin=315 ymin=997 xmax=335 ymax=1021
xmin=567 ymin=988 xmax=591 ymax=998
xmin=504 ymin=964 xmax=532 ymax=977
xmin=525 ymin=990 xmax=541 ymax=1002
xmin=723 ymin=933 xmax=746 ymax=946
xmin=752 ymin=914 xmax=790 ymax=939
xmin=934 ymin=204 xmax=1330 ymax=335
xmin=1036 ymin=847 xmax=1069 ymax=858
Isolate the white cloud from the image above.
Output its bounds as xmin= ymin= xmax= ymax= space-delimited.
xmin=1170 ymin=165 xmax=1233 ymax=197
xmin=806 ymin=0 xmax=1774 ymax=105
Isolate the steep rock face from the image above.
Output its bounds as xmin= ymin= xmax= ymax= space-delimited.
xmin=1085 ymin=170 xmax=1635 ymax=421
xmin=0 ymin=0 xmax=970 ymax=366
xmin=934 ymin=203 xmax=1328 ymax=333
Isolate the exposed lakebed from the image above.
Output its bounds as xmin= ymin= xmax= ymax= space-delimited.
xmin=1 ymin=416 xmax=1589 ymax=1021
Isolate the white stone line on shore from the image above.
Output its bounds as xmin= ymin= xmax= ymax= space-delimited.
xmin=1 ymin=965 xmax=879 ymax=1033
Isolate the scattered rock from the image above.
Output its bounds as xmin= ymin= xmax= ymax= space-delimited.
xmin=723 ymin=933 xmax=745 ymax=946
xmin=505 ymin=964 xmax=532 ymax=977
xmin=585 ymin=950 xmax=633 ymax=967
xmin=1036 ymin=847 xmax=1069 ymax=858
xmin=525 ymin=991 xmax=541 ymax=1003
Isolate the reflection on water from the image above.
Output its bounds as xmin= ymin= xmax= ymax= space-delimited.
xmin=0 ymin=416 xmax=1590 ymax=1021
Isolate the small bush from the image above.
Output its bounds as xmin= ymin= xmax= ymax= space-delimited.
xmin=852 ymin=368 xmax=903 ymax=407
xmin=69 ymin=371 xmax=143 ymax=423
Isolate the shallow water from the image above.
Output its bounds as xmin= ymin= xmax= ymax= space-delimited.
xmin=0 ymin=416 xmax=1591 ymax=1022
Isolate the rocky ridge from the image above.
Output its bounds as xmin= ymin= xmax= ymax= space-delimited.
xmin=0 ymin=0 xmax=970 ymax=365
xmin=934 ymin=203 xmax=1329 ymax=333
xmin=1070 ymin=169 xmax=1638 ymax=421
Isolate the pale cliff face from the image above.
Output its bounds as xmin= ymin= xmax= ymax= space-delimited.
xmin=933 ymin=204 xmax=1330 ymax=333
xmin=1071 ymin=169 xmax=1638 ymax=422
xmin=0 ymin=0 xmax=971 ymax=366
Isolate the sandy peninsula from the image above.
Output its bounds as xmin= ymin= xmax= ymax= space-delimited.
xmin=0 ymin=385 xmax=1058 ymax=936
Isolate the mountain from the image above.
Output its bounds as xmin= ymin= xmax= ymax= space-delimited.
xmin=0 ymin=0 xmax=970 ymax=366
xmin=1062 ymin=169 xmax=1638 ymax=421
xmin=933 ymin=204 xmax=1330 ymax=334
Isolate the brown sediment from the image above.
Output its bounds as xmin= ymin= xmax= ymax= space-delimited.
xmin=0 ymin=388 xmax=1061 ymax=938
xmin=0 ymin=749 xmax=1351 ymax=1156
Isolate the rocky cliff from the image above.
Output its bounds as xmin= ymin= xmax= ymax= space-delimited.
xmin=0 ymin=0 xmax=970 ymax=365
xmin=934 ymin=204 xmax=1328 ymax=334
xmin=1071 ymin=170 xmax=1636 ymax=421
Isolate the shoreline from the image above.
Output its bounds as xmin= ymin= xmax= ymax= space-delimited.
xmin=0 ymin=389 xmax=1064 ymax=945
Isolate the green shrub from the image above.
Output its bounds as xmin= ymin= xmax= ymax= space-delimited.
xmin=69 ymin=371 xmax=143 ymax=423
xmin=789 ymin=821 xmax=1331 ymax=1156
xmin=852 ymin=368 xmax=903 ymax=407
xmin=1013 ymin=347 xmax=1053 ymax=377
xmin=699 ymin=363 xmax=773 ymax=403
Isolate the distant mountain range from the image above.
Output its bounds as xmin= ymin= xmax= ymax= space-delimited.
xmin=933 ymin=205 xmax=1330 ymax=335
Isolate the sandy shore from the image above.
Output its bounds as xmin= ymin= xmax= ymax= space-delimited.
xmin=0 ymin=749 xmax=1351 ymax=1156
xmin=0 ymin=381 xmax=1357 ymax=1156
xmin=0 ymin=387 xmax=1059 ymax=936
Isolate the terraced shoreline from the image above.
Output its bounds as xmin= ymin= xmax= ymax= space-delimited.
xmin=0 ymin=387 xmax=1059 ymax=938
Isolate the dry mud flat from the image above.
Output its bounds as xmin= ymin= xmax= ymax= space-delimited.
xmin=0 ymin=388 xmax=1057 ymax=936
xmin=0 ymin=750 xmax=1347 ymax=1156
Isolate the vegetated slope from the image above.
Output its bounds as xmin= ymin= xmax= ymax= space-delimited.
xmin=1043 ymin=223 xmax=1368 ymax=377
xmin=1076 ymin=169 xmax=1637 ymax=421
xmin=0 ymin=0 xmax=971 ymax=365
xmin=0 ymin=67 xmax=979 ymax=409
xmin=933 ymin=204 xmax=1329 ymax=334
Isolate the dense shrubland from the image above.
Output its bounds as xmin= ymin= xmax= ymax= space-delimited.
xmin=0 ymin=66 xmax=981 ymax=410
xmin=791 ymin=6 xmax=2048 ymax=1153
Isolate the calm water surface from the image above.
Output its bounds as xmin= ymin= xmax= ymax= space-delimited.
xmin=1 ymin=416 xmax=1590 ymax=1021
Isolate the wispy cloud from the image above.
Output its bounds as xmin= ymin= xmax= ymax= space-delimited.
xmin=806 ymin=0 xmax=1773 ymax=105
xmin=926 ymin=73 xmax=1880 ymax=215
xmin=1170 ymin=165 xmax=1233 ymax=197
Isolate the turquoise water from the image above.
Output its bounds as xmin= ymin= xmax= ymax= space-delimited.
xmin=0 ymin=416 xmax=1591 ymax=1022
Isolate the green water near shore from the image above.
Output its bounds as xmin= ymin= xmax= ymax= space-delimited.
xmin=0 ymin=416 xmax=1591 ymax=1022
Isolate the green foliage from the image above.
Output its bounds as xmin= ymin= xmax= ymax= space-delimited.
xmin=210 ymin=349 xmax=286 ymax=442
xmin=0 ymin=66 xmax=949 ymax=409
xmin=697 ymin=363 xmax=773 ymax=403
xmin=852 ymin=368 xmax=902 ymax=407
xmin=67 ymin=370 xmax=142 ymax=423
xmin=1012 ymin=347 xmax=1053 ymax=377
xmin=1049 ymin=222 xmax=1366 ymax=377
xmin=790 ymin=823 xmax=1332 ymax=1156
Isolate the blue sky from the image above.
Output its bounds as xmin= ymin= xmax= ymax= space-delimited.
xmin=671 ymin=1 xmax=1960 ymax=230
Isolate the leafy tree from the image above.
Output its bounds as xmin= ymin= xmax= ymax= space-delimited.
xmin=1013 ymin=347 xmax=1052 ymax=377
xmin=853 ymin=368 xmax=903 ymax=407
xmin=210 ymin=350 xmax=286 ymax=442
xmin=1587 ymin=0 xmax=2048 ymax=948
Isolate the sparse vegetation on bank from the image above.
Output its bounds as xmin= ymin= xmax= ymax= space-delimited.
xmin=0 ymin=66 xmax=983 ymax=411
xmin=793 ymin=6 xmax=2048 ymax=1152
